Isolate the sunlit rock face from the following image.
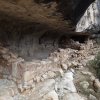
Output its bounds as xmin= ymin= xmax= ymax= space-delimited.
xmin=76 ymin=0 xmax=100 ymax=33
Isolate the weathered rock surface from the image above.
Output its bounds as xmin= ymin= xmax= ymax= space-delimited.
xmin=93 ymin=79 xmax=100 ymax=92
xmin=0 ymin=38 xmax=100 ymax=100
xmin=55 ymin=69 xmax=85 ymax=100
xmin=63 ymin=93 xmax=84 ymax=100
xmin=0 ymin=96 xmax=13 ymax=100
xmin=29 ymin=79 xmax=56 ymax=100
xmin=76 ymin=0 xmax=100 ymax=33
xmin=0 ymin=0 xmax=100 ymax=100
xmin=42 ymin=90 xmax=59 ymax=100
xmin=0 ymin=79 xmax=18 ymax=100
xmin=89 ymin=94 xmax=97 ymax=100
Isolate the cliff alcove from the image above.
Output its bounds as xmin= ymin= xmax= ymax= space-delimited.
xmin=0 ymin=0 xmax=93 ymax=60
xmin=0 ymin=0 xmax=100 ymax=100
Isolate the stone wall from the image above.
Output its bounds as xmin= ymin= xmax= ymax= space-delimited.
xmin=0 ymin=39 xmax=97 ymax=92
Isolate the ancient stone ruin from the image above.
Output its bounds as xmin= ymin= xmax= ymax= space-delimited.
xmin=0 ymin=0 xmax=100 ymax=100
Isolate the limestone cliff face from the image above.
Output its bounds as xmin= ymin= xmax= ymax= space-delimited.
xmin=76 ymin=0 xmax=100 ymax=33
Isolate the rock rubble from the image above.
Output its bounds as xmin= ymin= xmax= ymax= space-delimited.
xmin=0 ymin=39 xmax=100 ymax=100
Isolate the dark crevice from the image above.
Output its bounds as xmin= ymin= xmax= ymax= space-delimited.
xmin=70 ymin=35 xmax=88 ymax=43
xmin=34 ymin=0 xmax=54 ymax=4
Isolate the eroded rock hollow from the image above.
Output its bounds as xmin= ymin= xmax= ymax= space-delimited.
xmin=0 ymin=0 xmax=94 ymax=60
xmin=0 ymin=0 xmax=100 ymax=100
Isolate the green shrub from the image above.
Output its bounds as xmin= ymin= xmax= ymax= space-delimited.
xmin=89 ymin=52 xmax=100 ymax=79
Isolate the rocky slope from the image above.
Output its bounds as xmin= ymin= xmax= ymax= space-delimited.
xmin=0 ymin=38 xmax=100 ymax=100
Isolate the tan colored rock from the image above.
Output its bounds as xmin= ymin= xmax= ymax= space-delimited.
xmin=42 ymin=74 xmax=48 ymax=80
xmin=72 ymin=61 xmax=79 ymax=67
xmin=81 ymin=71 xmax=92 ymax=76
xmin=2 ymin=54 xmax=11 ymax=61
xmin=23 ymin=71 xmax=33 ymax=82
xmin=42 ymin=90 xmax=58 ymax=100
xmin=61 ymin=63 xmax=68 ymax=70
xmin=47 ymin=71 xmax=56 ymax=78
xmin=0 ymin=47 xmax=8 ymax=54
xmin=67 ymin=62 xmax=72 ymax=67
xmin=53 ymin=58 xmax=59 ymax=62
xmin=9 ymin=52 xmax=18 ymax=59
xmin=34 ymin=76 xmax=41 ymax=83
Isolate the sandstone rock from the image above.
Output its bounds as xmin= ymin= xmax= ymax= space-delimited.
xmin=42 ymin=90 xmax=58 ymax=100
xmin=81 ymin=71 xmax=92 ymax=76
xmin=71 ymin=61 xmax=79 ymax=67
xmin=41 ymin=71 xmax=56 ymax=81
xmin=23 ymin=71 xmax=33 ymax=82
xmin=42 ymin=74 xmax=48 ymax=80
xmin=47 ymin=71 xmax=56 ymax=78
xmin=61 ymin=63 xmax=68 ymax=70
xmin=35 ymin=76 xmax=41 ymax=83
xmin=53 ymin=57 xmax=59 ymax=62
xmin=67 ymin=62 xmax=72 ymax=67
xmin=0 ymin=47 xmax=8 ymax=54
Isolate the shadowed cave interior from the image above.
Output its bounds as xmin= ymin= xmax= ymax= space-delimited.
xmin=0 ymin=0 xmax=94 ymax=61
